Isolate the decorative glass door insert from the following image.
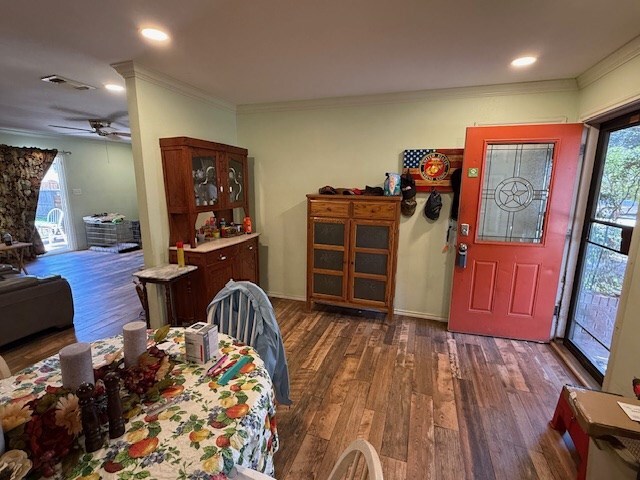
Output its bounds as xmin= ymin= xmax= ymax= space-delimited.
xmin=192 ymin=154 xmax=220 ymax=207
xmin=478 ymin=143 xmax=554 ymax=243
xmin=228 ymin=155 xmax=245 ymax=206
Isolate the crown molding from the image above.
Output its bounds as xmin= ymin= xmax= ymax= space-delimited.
xmin=237 ymin=79 xmax=578 ymax=114
xmin=577 ymin=35 xmax=640 ymax=89
xmin=111 ymin=61 xmax=236 ymax=113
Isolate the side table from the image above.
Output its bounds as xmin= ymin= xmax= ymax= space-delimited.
xmin=133 ymin=264 xmax=197 ymax=327
xmin=0 ymin=242 xmax=32 ymax=274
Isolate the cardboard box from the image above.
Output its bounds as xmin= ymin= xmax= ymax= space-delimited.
xmin=185 ymin=322 xmax=219 ymax=364
xmin=564 ymin=386 xmax=640 ymax=440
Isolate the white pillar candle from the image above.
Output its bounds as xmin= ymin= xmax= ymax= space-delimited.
xmin=59 ymin=343 xmax=94 ymax=392
xmin=123 ymin=321 xmax=148 ymax=368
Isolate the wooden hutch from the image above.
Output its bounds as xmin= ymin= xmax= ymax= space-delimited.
xmin=160 ymin=137 xmax=259 ymax=324
xmin=306 ymin=194 xmax=400 ymax=318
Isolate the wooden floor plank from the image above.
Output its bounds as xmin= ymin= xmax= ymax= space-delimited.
xmin=406 ymin=393 xmax=435 ymax=480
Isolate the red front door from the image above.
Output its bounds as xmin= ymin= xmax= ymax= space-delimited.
xmin=448 ymin=124 xmax=584 ymax=342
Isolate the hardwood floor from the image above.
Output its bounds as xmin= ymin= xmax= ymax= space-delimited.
xmin=271 ymin=300 xmax=580 ymax=480
xmin=1 ymin=251 xmax=580 ymax=479
xmin=1 ymin=249 xmax=145 ymax=372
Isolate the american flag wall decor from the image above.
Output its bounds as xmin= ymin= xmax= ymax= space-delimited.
xmin=402 ymin=148 xmax=464 ymax=192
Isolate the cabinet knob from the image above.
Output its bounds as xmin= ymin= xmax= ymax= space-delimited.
xmin=219 ymin=255 xmax=227 ymax=261
xmin=248 ymin=246 xmax=254 ymax=250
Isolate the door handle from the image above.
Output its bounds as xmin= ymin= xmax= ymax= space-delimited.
xmin=456 ymin=243 xmax=468 ymax=268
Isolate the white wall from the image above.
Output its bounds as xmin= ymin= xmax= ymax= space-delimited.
xmin=0 ymin=131 xmax=137 ymax=249
xmin=237 ymin=83 xmax=579 ymax=319
xmin=115 ymin=62 xmax=237 ymax=326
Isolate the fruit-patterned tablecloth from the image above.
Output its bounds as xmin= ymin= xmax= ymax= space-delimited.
xmin=0 ymin=329 xmax=279 ymax=479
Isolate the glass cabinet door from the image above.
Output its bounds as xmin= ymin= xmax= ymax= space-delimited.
xmin=227 ymin=154 xmax=245 ymax=208
xmin=191 ymin=152 xmax=221 ymax=208
xmin=349 ymin=221 xmax=392 ymax=304
xmin=311 ymin=219 xmax=348 ymax=300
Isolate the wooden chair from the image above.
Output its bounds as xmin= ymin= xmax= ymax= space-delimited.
xmin=327 ymin=439 xmax=384 ymax=480
xmin=0 ymin=355 xmax=12 ymax=379
xmin=207 ymin=288 xmax=259 ymax=346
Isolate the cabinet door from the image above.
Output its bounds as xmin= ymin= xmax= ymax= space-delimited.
xmin=226 ymin=153 xmax=247 ymax=210
xmin=309 ymin=218 xmax=349 ymax=301
xmin=207 ymin=262 xmax=235 ymax=300
xmin=236 ymin=238 xmax=258 ymax=283
xmin=348 ymin=220 xmax=394 ymax=306
xmin=191 ymin=149 xmax=223 ymax=209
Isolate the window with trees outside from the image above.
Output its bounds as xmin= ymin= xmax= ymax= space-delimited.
xmin=566 ymin=111 xmax=640 ymax=382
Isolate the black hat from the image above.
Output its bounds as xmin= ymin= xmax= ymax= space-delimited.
xmin=401 ymin=198 xmax=417 ymax=217
xmin=450 ymin=168 xmax=462 ymax=220
xmin=400 ymin=172 xmax=416 ymax=200
xmin=424 ymin=190 xmax=442 ymax=220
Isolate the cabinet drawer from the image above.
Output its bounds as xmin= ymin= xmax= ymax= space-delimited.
xmin=309 ymin=200 xmax=349 ymax=218
xmin=353 ymin=202 xmax=397 ymax=220
xmin=205 ymin=244 xmax=239 ymax=266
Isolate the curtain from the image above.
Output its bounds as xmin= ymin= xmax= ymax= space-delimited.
xmin=0 ymin=145 xmax=57 ymax=258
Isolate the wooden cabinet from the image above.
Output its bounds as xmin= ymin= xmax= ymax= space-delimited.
xmin=168 ymin=235 xmax=260 ymax=324
xmin=160 ymin=136 xmax=258 ymax=325
xmin=160 ymin=137 xmax=249 ymax=246
xmin=306 ymin=195 xmax=400 ymax=318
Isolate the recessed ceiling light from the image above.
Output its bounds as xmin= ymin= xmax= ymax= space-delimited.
xmin=105 ymin=84 xmax=125 ymax=92
xmin=511 ymin=56 xmax=537 ymax=67
xmin=140 ymin=28 xmax=169 ymax=42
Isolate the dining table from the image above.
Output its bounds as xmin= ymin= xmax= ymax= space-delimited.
xmin=0 ymin=328 xmax=279 ymax=479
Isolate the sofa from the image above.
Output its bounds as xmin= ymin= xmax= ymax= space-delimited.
xmin=0 ymin=265 xmax=74 ymax=347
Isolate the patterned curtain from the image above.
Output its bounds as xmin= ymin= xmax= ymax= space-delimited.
xmin=0 ymin=145 xmax=58 ymax=258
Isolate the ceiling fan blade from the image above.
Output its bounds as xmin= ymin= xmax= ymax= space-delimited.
xmin=109 ymin=131 xmax=131 ymax=137
xmin=49 ymin=124 xmax=94 ymax=133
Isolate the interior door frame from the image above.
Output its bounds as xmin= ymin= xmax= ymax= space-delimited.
xmin=563 ymin=110 xmax=640 ymax=384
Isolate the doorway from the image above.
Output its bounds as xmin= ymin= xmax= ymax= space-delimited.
xmin=448 ymin=123 xmax=584 ymax=341
xmin=35 ymin=154 xmax=76 ymax=253
xmin=565 ymin=111 xmax=640 ymax=382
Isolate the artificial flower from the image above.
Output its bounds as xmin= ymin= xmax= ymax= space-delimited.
xmin=155 ymin=356 xmax=171 ymax=381
xmin=54 ymin=393 xmax=81 ymax=435
xmin=0 ymin=400 xmax=32 ymax=431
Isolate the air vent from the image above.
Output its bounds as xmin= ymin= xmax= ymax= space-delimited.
xmin=41 ymin=75 xmax=96 ymax=91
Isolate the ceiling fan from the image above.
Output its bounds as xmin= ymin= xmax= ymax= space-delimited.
xmin=49 ymin=120 xmax=131 ymax=138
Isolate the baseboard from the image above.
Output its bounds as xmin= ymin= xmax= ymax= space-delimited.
xmin=266 ymin=292 xmax=448 ymax=323
xmin=393 ymin=308 xmax=447 ymax=322
xmin=266 ymin=292 xmax=306 ymax=302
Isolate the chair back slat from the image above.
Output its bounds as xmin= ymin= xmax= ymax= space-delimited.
xmin=209 ymin=289 xmax=258 ymax=347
